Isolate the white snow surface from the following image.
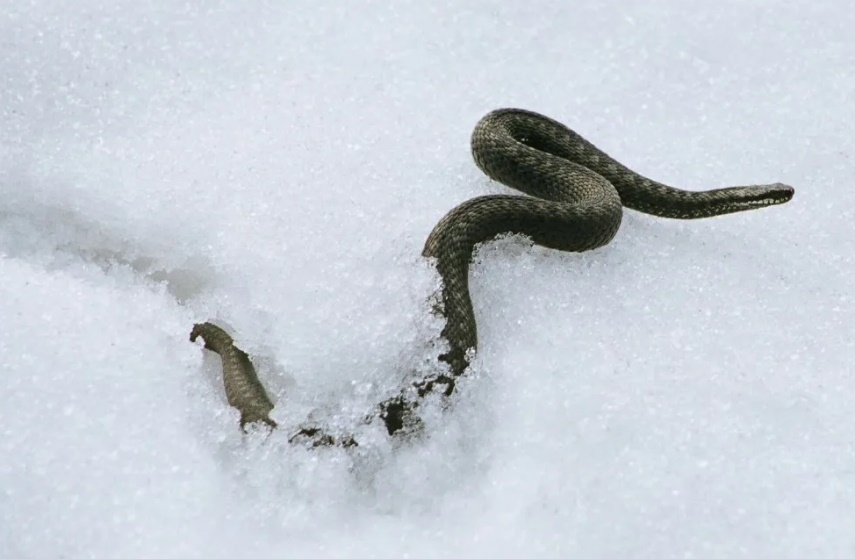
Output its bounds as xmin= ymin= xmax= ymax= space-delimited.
xmin=2 ymin=1 xmax=854 ymax=557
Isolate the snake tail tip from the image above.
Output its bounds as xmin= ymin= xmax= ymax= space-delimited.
xmin=189 ymin=322 xmax=208 ymax=342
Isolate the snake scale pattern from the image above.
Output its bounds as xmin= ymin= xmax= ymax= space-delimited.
xmin=191 ymin=108 xmax=794 ymax=445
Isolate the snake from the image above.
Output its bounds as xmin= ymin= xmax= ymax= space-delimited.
xmin=190 ymin=108 xmax=794 ymax=444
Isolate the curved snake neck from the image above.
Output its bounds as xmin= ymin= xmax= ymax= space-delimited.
xmin=191 ymin=108 xmax=795 ymax=443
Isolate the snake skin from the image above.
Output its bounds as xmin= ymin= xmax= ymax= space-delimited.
xmin=425 ymin=108 xmax=793 ymax=381
xmin=192 ymin=108 xmax=795 ymax=441
xmin=190 ymin=322 xmax=277 ymax=430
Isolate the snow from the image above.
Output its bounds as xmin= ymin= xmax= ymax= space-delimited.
xmin=2 ymin=1 xmax=854 ymax=557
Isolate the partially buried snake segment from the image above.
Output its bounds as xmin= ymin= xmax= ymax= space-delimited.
xmin=190 ymin=108 xmax=794 ymax=445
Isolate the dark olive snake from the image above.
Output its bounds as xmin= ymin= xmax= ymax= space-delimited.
xmin=191 ymin=108 xmax=794 ymax=445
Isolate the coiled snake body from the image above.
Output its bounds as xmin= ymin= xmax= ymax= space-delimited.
xmin=191 ymin=108 xmax=794 ymax=443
